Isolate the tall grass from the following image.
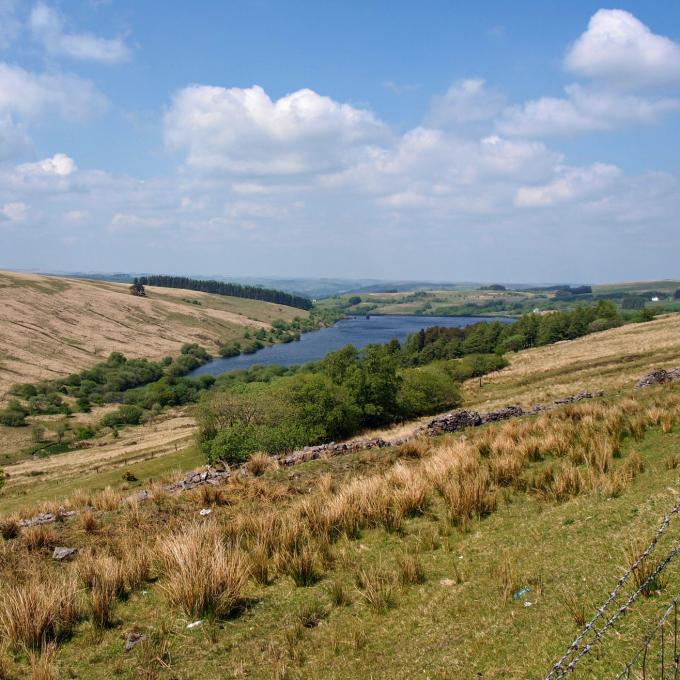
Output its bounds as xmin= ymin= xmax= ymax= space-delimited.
xmin=158 ymin=521 xmax=248 ymax=619
xmin=0 ymin=577 xmax=79 ymax=651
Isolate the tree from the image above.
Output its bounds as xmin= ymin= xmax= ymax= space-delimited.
xmin=347 ymin=296 xmax=362 ymax=306
xmin=129 ymin=278 xmax=146 ymax=297
xmin=675 ymin=289 xmax=680 ymax=300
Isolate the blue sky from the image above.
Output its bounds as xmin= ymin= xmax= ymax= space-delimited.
xmin=1 ymin=1 xmax=679 ymax=282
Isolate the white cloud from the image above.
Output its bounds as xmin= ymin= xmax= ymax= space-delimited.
xmin=29 ymin=2 xmax=131 ymax=64
xmin=515 ymin=163 xmax=621 ymax=207
xmin=0 ymin=62 xmax=107 ymax=120
xmin=64 ymin=209 xmax=85 ymax=222
xmin=1 ymin=200 xmax=27 ymax=221
xmin=18 ymin=153 xmax=76 ymax=176
xmin=110 ymin=212 xmax=167 ymax=231
xmin=428 ymin=79 xmax=505 ymax=127
xmin=565 ymin=9 xmax=680 ymax=89
xmin=164 ymin=84 xmax=388 ymax=175
xmin=498 ymin=84 xmax=680 ymax=137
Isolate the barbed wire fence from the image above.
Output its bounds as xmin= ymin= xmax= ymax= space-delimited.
xmin=615 ymin=593 xmax=680 ymax=679
xmin=545 ymin=502 xmax=680 ymax=679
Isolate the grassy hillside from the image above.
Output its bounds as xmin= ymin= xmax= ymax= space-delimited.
xmin=0 ymin=271 xmax=306 ymax=397
xmin=0 ymin=316 xmax=679 ymax=678
xmin=2 ymin=313 xmax=680 ymax=515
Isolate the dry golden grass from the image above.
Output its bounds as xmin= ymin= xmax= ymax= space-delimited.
xmin=0 ymin=270 xmax=305 ymax=398
xmin=1 ymin=381 xmax=678 ymax=678
xmin=463 ymin=313 xmax=680 ymax=410
xmin=157 ymin=521 xmax=248 ymax=619
xmin=245 ymin=452 xmax=276 ymax=477
xmin=0 ymin=576 xmax=79 ymax=651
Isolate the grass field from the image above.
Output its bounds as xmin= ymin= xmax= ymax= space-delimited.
xmin=0 ymin=271 xmax=307 ymax=398
xmin=1 ymin=313 xmax=680 ymax=678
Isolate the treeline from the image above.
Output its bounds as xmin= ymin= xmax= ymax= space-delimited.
xmin=401 ymin=300 xmax=628 ymax=361
xmin=138 ymin=275 xmax=312 ymax=310
xmin=197 ymin=342 xmax=485 ymax=465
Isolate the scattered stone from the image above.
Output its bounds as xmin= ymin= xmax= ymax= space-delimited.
xmin=553 ymin=390 xmax=604 ymax=404
xmin=52 ymin=546 xmax=77 ymax=561
xmin=124 ymin=632 xmax=146 ymax=652
xmin=481 ymin=405 xmax=524 ymax=423
xmin=635 ymin=368 xmax=680 ymax=389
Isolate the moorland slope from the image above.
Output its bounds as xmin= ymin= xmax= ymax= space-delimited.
xmin=0 ymin=271 xmax=306 ymax=397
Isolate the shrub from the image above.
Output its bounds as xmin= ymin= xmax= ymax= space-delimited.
xmin=101 ymin=404 xmax=144 ymax=428
xmin=397 ymin=365 xmax=461 ymax=418
xmin=0 ymin=409 xmax=27 ymax=427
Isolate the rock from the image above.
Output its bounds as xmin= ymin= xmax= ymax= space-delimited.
xmin=481 ymin=405 xmax=524 ymax=423
xmin=635 ymin=369 xmax=680 ymax=389
xmin=440 ymin=578 xmax=458 ymax=587
xmin=426 ymin=410 xmax=483 ymax=434
xmin=52 ymin=546 xmax=77 ymax=561
xmin=124 ymin=632 xmax=146 ymax=652
xmin=199 ymin=508 xmax=212 ymax=517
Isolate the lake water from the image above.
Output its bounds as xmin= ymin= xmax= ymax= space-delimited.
xmin=191 ymin=315 xmax=508 ymax=378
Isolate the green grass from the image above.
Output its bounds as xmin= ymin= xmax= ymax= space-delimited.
xmin=0 ymin=446 xmax=203 ymax=515
xmin=15 ymin=408 xmax=680 ymax=679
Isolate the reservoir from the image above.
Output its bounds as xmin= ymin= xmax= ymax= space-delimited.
xmin=191 ymin=314 xmax=508 ymax=377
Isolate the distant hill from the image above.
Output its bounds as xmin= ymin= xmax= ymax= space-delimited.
xmin=0 ymin=271 xmax=305 ymax=396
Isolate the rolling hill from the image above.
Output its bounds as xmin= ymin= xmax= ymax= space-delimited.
xmin=0 ymin=271 xmax=306 ymax=398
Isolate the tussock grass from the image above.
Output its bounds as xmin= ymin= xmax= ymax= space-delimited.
xmin=0 ymin=516 xmax=21 ymax=540
xmin=158 ymin=521 xmax=248 ymax=619
xmin=22 ymin=525 xmax=56 ymax=553
xmin=355 ymin=566 xmax=397 ymax=611
xmin=246 ymin=452 xmax=276 ymax=476
xmin=0 ymin=577 xmax=79 ymax=651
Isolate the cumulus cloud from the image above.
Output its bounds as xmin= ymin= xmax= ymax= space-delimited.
xmin=0 ymin=62 xmax=107 ymax=120
xmin=565 ymin=9 xmax=680 ymax=89
xmin=428 ymin=79 xmax=505 ymax=127
xmin=515 ymin=163 xmax=621 ymax=207
xmin=498 ymin=84 xmax=680 ymax=137
xmin=164 ymin=85 xmax=388 ymax=175
xmin=1 ymin=200 xmax=27 ymax=221
xmin=18 ymin=153 xmax=76 ymax=176
xmin=29 ymin=2 xmax=131 ymax=64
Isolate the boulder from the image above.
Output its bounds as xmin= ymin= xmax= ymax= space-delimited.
xmin=52 ymin=546 xmax=77 ymax=561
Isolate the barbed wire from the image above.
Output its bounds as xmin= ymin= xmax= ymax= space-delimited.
xmin=555 ymin=543 xmax=680 ymax=677
xmin=545 ymin=502 xmax=680 ymax=679
xmin=615 ymin=591 xmax=680 ymax=680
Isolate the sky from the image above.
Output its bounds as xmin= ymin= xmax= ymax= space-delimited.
xmin=1 ymin=1 xmax=679 ymax=283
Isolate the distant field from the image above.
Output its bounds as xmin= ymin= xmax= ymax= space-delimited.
xmin=593 ymin=279 xmax=680 ymax=295
xmin=0 ymin=271 xmax=306 ymax=397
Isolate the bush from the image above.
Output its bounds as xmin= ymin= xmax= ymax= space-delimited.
xmin=9 ymin=383 xmax=37 ymax=399
xmin=588 ymin=317 xmax=620 ymax=333
xmin=398 ymin=366 xmax=461 ymax=418
xmin=101 ymin=404 xmax=144 ymax=428
xmin=0 ymin=409 xmax=27 ymax=427
xmin=218 ymin=344 xmax=241 ymax=358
